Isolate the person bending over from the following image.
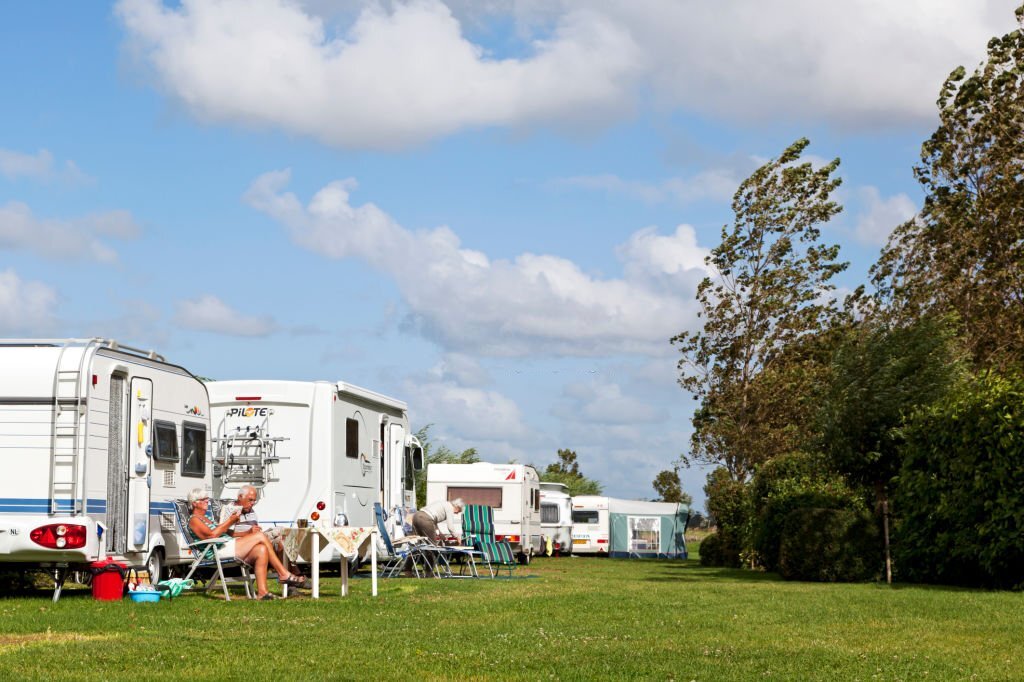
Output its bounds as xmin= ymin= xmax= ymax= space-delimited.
xmin=187 ymin=487 xmax=307 ymax=600
xmin=412 ymin=498 xmax=464 ymax=545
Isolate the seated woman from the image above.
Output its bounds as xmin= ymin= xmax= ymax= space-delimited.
xmin=187 ymin=487 xmax=307 ymax=600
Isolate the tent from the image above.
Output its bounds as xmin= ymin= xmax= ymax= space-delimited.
xmin=607 ymin=499 xmax=689 ymax=559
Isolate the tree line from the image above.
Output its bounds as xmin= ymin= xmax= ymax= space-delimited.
xmin=668 ymin=4 xmax=1024 ymax=587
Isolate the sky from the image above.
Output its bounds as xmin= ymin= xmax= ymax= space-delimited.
xmin=1 ymin=1 xmax=1019 ymax=511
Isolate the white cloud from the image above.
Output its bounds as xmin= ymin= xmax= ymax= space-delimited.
xmin=116 ymin=0 xmax=641 ymax=149
xmin=0 ymin=269 xmax=59 ymax=334
xmin=553 ymin=380 xmax=666 ymax=425
xmin=427 ymin=353 xmax=492 ymax=388
xmin=117 ymin=0 xmax=1017 ymax=147
xmin=0 ymin=148 xmax=95 ymax=185
xmin=553 ymin=167 xmax=740 ymax=205
xmin=244 ymin=170 xmax=709 ymax=356
xmin=853 ymin=186 xmax=918 ymax=245
xmin=0 ymin=202 xmax=139 ymax=262
xmin=174 ymin=294 xmax=277 ymax=337
xmin=403 ymin=379 xmax=527 ymax=441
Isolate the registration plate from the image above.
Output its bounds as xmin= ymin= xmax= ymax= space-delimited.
xmin=573 ymin=538 xmax=588 ymax=545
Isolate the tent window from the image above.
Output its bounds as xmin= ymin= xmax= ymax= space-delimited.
xmin=628 ymin=515 xmax=660 ymax=552
xmin=152 ymin=421 xmax=179 ymax=462
xmin=181 ymin=422 xmax=206 ymax=477
xmin=541 ymin=503 xmax=559 ymax=524
xmin=572 ymin=510 xmax=599 ymax=524
xmin=448 ymin=487 xmax=501 ymax=508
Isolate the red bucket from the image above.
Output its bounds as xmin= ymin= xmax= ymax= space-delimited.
xmin=89 ymin=558 xmax=126 ymax=601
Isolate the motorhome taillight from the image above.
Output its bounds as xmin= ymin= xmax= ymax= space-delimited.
xmin=310 ymin=512 xmax=320 ymax=521
xmin=234 ymin=396 xmax=261 ymax=401
xmin=316 ymin=501 xmax=326 ymax=511
xmin=499 ymin=535 xmax=520 ymax=543
xmin=30 ymin=524 xmax=86 ymax=549
xmin=597 ymin=538 xmax=608 ymax=544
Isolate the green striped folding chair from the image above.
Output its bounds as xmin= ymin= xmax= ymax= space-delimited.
xmin=461 ymin=504 xmax=516 ymax=578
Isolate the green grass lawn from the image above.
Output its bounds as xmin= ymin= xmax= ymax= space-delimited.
xmin=1 ymin=556 xmax=1022 ymax=681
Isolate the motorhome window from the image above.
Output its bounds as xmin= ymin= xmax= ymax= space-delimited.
xmin=346 ymin=418 xmax=358 ymax=458
xmin=448 ymin=487 xmax=502 ymax=508
xmin=572 ymin=510 xmax=600 ymax=524
xmin=153 ymin=421 xmax=179 ymax=462
xmin=534 ymin=489 xmax=540 ymax=512
xmin=403 ymin=449 xmax=415 ymax=493
xmin=541 ymin=503 xmax=559 ymax=523
xmin=181 ymin=422 xmax=206 ymax=477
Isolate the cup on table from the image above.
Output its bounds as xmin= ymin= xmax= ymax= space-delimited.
xmin=296 ymin=518 xmax=308 ymax=529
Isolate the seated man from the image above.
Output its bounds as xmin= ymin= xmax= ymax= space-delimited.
xmin=221 ymin=485 xmax=285 ymax=562
xmin=412 ymin=498 xmax=464 ymax=545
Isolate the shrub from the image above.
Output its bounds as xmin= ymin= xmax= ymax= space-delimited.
xmin=892 ymin=370 xmax=1024 ymax=588
xmin=703 ymin=468 xmax=752 ymax=567
xmin=777 ymin=506 xmax=881 ymax=582
xmin=749 ymin=452 xmax=866 ymax=572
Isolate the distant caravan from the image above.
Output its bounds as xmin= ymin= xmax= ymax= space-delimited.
xmin=427 ymin=462 xmax=543 ymax=564
xmin=572 ymin=495 xmax=689 ymax=559
xmin=539 ymin=481 xmax=573 ymax=556
xmin=206 ymin=380 xmax=424 ymax=559
xmin=0 ymin=338 xmax=215 ymax=596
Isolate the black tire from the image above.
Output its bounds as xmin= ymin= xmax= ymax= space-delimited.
xmin=146 ymin=548 xmax=164 ymax=584
xmin=518 ymin=551 xmax=531 ymax=566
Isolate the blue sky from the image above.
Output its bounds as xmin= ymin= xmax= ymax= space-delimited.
xmin=2 ymin=1 xmax=1019 ymax=510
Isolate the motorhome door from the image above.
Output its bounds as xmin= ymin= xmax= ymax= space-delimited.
xmin=126 ymin=378 xmax=152 ymax=552
xmin=386 ymin=422 xmax=405 ymax=510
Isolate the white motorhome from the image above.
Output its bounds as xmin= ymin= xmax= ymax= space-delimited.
xmin=539 ymin=481 xmax=573 ymax=556
xmin=426 ymin=462 xmax=543 ymax=564
xmin=570 ymin=495 xmax=610 ymax=554
xmin=206 ymin=380 xmax=423 ymax=545
xmin=0 ymin=339 xmax=213 ymax=592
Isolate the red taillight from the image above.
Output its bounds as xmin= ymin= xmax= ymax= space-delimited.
xmin=554 ymin=542 xmax=562 ymax=550
xmin=30 ymin=524 xmax=87 ymax=549
xmin=234 ymin=396 xmax=261 ymax=401
xmin=316 ymin=501 xmax=326 ymax=511
xmin=310 ymin=511 xmax=320 ymax=521
xmin=500 ymin=535 xmax=519 ymax=543
xmin=597 ymin=538 xmax=608 ymax=544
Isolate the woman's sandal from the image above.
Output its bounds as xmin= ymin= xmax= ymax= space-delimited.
xmin=279 ymin=574 xmax=309 ymax=589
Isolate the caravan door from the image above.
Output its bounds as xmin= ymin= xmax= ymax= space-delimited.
xmin=126 ymin=378 xmax=152 ymax=552
xmin=385 ymin=422 xmax=405 ymax=511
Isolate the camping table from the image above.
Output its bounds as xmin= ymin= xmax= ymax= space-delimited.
xmin=279 ymin=525 xmax=377 ymax=599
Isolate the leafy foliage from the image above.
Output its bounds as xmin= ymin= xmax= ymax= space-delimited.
xmin=702 ymin=467 xmax=752 ymax=567
xmin=651 ymin=467 xmax=693 ymax=504
xmin=673 ymin=138 xmax=847 ymax=481
xmin=541 ymin=448 xmax=603 ymax=496
xmin=871 ymin=6 xmax=1024 ymax=369
xmin=748 ymin=451 xmax=864 ymax=572
xmin=414 ymin=425 xmax=480 ymax=508
xmin=892 ymin=370 xmax=1024 ymax=588
xmin=777 ymin=506 xmax=881 ymax=582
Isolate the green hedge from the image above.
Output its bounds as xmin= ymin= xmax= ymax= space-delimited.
xmin=892 ymin=371 xmax=1024 ymax=588
xmin=778 ymin=506 xmax=881 ymax=582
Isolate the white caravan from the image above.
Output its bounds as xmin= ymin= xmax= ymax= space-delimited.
xmin=539 ymin=482 xmax=573 ymax=556
xmin=570 ymin=495 xmax=610 ymax=554
xmin=426 ymin=462 xmax=543 ymax=564
xmin=0 ymin=339 xmax=213 ymax=592
xmin=206 ymin=380 xmax=423 ymax=547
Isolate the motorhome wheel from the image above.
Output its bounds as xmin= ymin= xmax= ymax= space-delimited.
xmin=146 ymin=549 xmax=164 ymax=584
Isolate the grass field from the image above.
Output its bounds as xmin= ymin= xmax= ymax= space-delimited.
xmin=1 ymin=554 xmax=1022 ymax=681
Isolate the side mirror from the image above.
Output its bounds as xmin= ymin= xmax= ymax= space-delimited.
xmin=412 ymin=447 xmax=424 ymax=471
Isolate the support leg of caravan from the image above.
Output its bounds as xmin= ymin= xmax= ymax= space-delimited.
xmin=51 ymin=568 xmax=68 ymax=603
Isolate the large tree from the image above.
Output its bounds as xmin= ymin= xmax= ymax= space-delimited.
xmin=871 ymin=5 xmax=1024 ymax=369
xmin=651 ymin=467 xmax=693 ymax=505
xmin=541 ymin=448 xmax=603 ymax=496
xmin=672 ymin=138 xmax=847 ymax=481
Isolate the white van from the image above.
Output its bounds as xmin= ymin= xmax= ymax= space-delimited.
xmin=570 ymin=495 xmax=610 ymax=555
xmin=207 ymin=380 xmax=423 ymax=542
xmin=539 ymin=481 xmax=573 ymax=556
xmin=0 ymin=338 xmax=213 ymax=593
xmin=426 ymin=462 xmax=542 ymax=564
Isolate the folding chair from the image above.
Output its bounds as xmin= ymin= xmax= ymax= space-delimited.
xmin=373 ymin=503 xmax=437 ymax=578
xmin=172 ymin=499 xmax=255 ymax=600
xmin=461 ymin=504 xmax=516 ymax=578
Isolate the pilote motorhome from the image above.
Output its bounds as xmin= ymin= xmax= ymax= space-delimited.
xmin=206 ymin=380 xmax=423 ymax=550
xmin=0 ymin=339 xmax=213 ymax=595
